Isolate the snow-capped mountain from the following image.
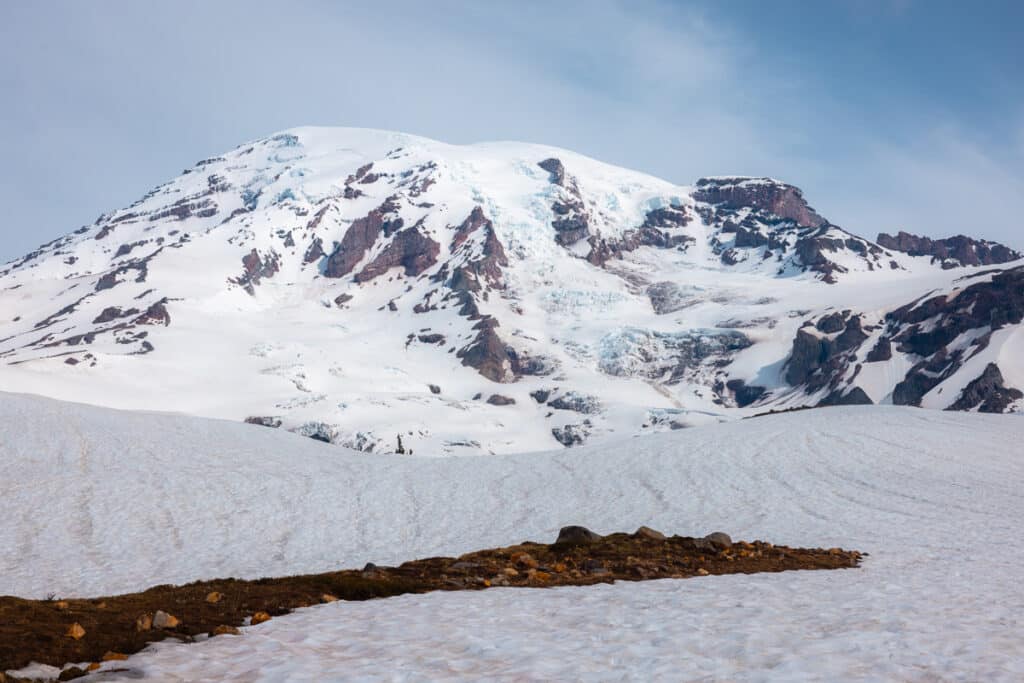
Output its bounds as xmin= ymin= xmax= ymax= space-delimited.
xmin=1 ymin=127 xmax=1021 ymax=454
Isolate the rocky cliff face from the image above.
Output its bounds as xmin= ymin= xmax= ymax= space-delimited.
xmin=877 ymin=231 xmax=1020 ymax=268
xmin=780 ymin=265 xmax=1024 ymax=411
xmin=692 ymin=177 xmax=888 ymax=283
xmin=0 ymin=127 xmax=1021 ymax=455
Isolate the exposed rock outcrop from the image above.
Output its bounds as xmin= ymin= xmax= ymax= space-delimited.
xmin=694 ymin=177 xmax=825 ymax=228
xmin=324 ymin=198 xmax=403 ymax=278
xmin=947 ymin=363 xmax=1022 ymax=413
xmin=231 ymin=248 xmax=280 ymax=294
xmin=355 ymin=225 xmax=439 ymax=282
xmin=537 ymin=158 xmax=566 ymax=186
xmin=784 ymin=314 xmax=867 ymax=390
xmin=538 ymin=159 xmax=591 ymax=247
xmin=818 ymin=386 xmax=873 ymax=406
xmin=725 ymin=379 xmax=767 ymax=407
xmin=877 ymin=231 xmax=1021 ymax=268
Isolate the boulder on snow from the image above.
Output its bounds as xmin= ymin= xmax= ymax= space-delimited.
xmin=213 ymin=624 xmax=241 ymax=636
xmin=635 ymin=526 xmax=667 ymax=541
xmin=704 ymin=532 xmax=732 ymax=549
xmin=555 ymin=525 xmax=603 ymax=545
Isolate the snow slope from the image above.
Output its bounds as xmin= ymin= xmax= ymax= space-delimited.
xmin=1 ymin=127 xmax=1021 ymax=457
xmin=4 ymin=392 xmax=1024 ymax=680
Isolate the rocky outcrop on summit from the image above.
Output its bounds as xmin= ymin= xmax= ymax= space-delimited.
xmin=539 ymin=159 xmax=591 ymax=247
xmin=877 ymin=231 xmax=1021 ymax=268
xmin=693 ymin=177 xmax=885 ymax=282
xmin=694 ymin=177 xmax=825 ymax=228
xmin=538 ymin=158 xmax=566 ymax=186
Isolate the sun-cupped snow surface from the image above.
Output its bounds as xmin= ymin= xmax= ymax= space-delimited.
xmin=4 ymin=392 xmax=1024 ymax=681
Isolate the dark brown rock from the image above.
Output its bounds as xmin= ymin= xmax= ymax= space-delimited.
xmin=231 ymin=248 xmax=280 ymax=294
xmin=133 ymin=300 xmax=171 ymax=326
xmin=818 ymin=386 xmax=873 ymax=406
xmin=486 ymin=394 xmax=516 ymax=406
xmin=948 ymin=363 xmax=1022 ymax=413
xmin=725 ymin=379 xmax=766 ymax=407
xmin=635 ymin=526 xmax=666 ymax=541
xmin=303 ymin=237 xmax=325 ymax=265
xmin=694 ymin=177 xmax=825 ymax=228
xmin=703 ymin=532 xmax=732 ymax=549
xmin=784 ymin=328 xmax=829 ymax=386
xmin=538 ymin=158 xmax=566 ymax=186
xmin=245 ymin=416 xmax=282 ymax=428
xmin=324 ymin=198 xmax=403 ymax=279
xmin=448 ymin=206 xmax=508 ymax=290
xmin=865 ymin=337 xmax=892 ymax=362
xmin=91 ymin=306 xmax=139 ymax=324
xmin=877 ymin=231 xmax=1021 ymax=267
xmin=354 ymin=223 xmax=440 ymax=283
xmin=555 ymin=526 xmax=603 ymax=545
xmin=816 ymin=312 xmax=846 ymax=334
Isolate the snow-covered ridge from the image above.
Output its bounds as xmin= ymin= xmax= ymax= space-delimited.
xmin=0 ymin=127 xmax=1021 ymax=454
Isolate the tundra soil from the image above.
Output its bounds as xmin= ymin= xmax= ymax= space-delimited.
xmin=1 ymin=531 xmax=860 ymax=678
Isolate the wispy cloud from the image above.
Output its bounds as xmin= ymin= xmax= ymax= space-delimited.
xmin=0 ymin=0 xmax=1021 ymax=258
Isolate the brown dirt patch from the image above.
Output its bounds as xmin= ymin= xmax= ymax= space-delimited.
xmin=1 ymin=530 xmax=861 ymax=679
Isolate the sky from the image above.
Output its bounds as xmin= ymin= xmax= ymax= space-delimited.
xmin=1 ymin=0 xmax=1022 ymax=262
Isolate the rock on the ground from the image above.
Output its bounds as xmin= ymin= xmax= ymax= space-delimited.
xmin=704 ymin=532 xmax=733 ymax=548
xmin=555 ymin=525 xmax=603 ymax=545
xmin=153 ymin=610 xmax=179 ymax=629
xmin=635 ymin=526 xmax=667 ymax=541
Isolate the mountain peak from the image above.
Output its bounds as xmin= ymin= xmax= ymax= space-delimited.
xmin=693 ymin=176 xmax=825 ymax=229
xmin=1 ymin=128 xmax=1020 ymax=455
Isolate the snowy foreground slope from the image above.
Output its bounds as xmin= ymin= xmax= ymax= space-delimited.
xmin=4 ymin=393 xmax=1024 ymax=680
xmin=1 ymin=127 xmax=1022 ymax=455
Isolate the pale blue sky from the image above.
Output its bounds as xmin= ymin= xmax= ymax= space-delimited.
xmin=1 ymin=0 xmax=1021 ymax=261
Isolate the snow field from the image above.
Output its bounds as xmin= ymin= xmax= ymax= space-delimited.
xmin=4 ymin=392 xmax=1024 ymax=680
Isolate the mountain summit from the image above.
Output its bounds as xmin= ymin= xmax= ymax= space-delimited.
xmin=1 ymin=127 xmax=1021 ymax=453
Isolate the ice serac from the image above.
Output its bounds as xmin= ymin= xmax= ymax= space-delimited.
xmin=0 ymin=126 xmax=1021 ymax=456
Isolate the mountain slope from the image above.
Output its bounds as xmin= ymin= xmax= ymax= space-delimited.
xmin=0 ymin=127 xmax=1021 ymax=454
xmin=3 ymin=393 xmax=1024 ymax=681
